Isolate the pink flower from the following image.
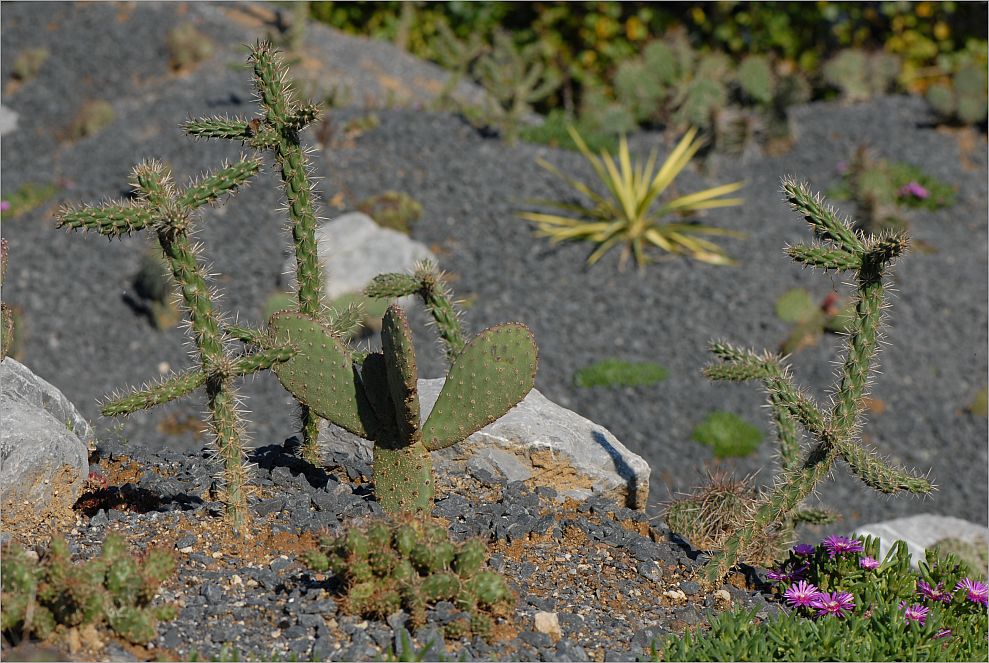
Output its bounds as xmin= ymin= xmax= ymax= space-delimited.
xmin=792 ymin=543 xmax=815 ymax=556
xmin=811 ymin=591 xmax=855 ymax=618
xmin=0 ymin=200 xmax=9 ymax=213
xmin=955 ymin=578 xmax=988 ymax=606
xmin=821 ymin=535 xmax=864 ymax=559
xmin=783 ymin=580 xmax=819 ymax=608
xmin=898 ymin=181 xmax=929 ymax=199
xmin=934 ymin=628 xmax=952 ymax=639
xmin=900 ymin=601 xmax=929 ymax=626
xmin=917 ymin=580 xmax=952 ymax=604
xmin=859 ymin=556 xmax=880 ymax=570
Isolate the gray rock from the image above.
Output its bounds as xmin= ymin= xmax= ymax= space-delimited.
xmin=280 ymin=211 xmax=436 ymax=303
xmin=316 ymin=378 xmax=651 ymax=510
xmin=852 ymin=514 xmax=989 ymax=569
xmin=1 ymin=358 xmax=91 ymax=514
xmin=0 ymin=104 xmax=17 ymax=136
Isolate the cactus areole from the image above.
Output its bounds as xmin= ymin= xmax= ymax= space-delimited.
xmin=270 ymin=304 xmax=538 ymax=514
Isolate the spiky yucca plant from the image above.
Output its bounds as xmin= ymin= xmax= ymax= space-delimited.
xmin=697 ymin=178 xmax=934 ymax=584
xmin=519 ymin=126 xmax=744 ymax=269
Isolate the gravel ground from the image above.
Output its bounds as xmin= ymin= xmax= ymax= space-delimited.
xmin=1 ymin=5 xmax=987 ymax=657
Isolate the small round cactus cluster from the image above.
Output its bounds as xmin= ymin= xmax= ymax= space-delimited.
xmin=303 ymin=516 xmax=514 ymax=640
xmin=1 ymin=534 xmax=177 ymax=645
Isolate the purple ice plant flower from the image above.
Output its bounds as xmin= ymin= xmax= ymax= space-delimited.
xmin=821 ymin=535 xmax=864 ymax=559
xmin=934 ymin=628 xmax=952 ymax=639
xmin=917 ymin=580 xmax=952 ymax=604
xmin=793 ymin=543 xmax=815 ymax=556
xmin=0 ymin=200 xmax=9 ymax=213
xmin=898 ymin=181 xmax=929 ymax=199
xmin=767 ymin=563 xmax=808 ymax=583
xmin=811 ymin=591 xmax=856 ymax=618
xmin=859 ymin=556 xmax=880 ymax=570
xmin=783 ymin=580 xmax=820 ymax=608
xmin=955 ymin=578 xmax=988 ymax=606
xmin=900 ymin=601 xmax=929 ymax=626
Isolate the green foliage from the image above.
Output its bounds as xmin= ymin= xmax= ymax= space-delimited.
xmin=356 ymin=191 xmax=423 ymax=235
xmin=828 ymin=146 xmax=956 ymax=237
xmin=691 ymin=411 xmax=763 ymax=458
xmin=774 ymin=289 xmax=855 ymax=356
xmin=822 ymin=49 xmax=902 ymax=102
xmin=696 ymin=179 xmax=933 ymax=584
xmin=3 ymin=182 xmax=60 ymax=218
xmin=166 ymin=23 xmax=215 ymax=72
xmin=519 ymin=126 xmax=744 ymax=269
xmin=304 ymin=515 xmax=513 ymax=640
xmin=68 ymin=100 xmax=115 ymax=140
xmin=519 ymin=109 xmax=620 ymax=153
xmin=655 ymin=535 xmax=989 ymax=662
xmin=11 ymin=47 xmax=50 ymax=82
xmin=271 ymin=302 xmax=537 ymax=514
xmin=1 ymin=533 xmax=177 ymax=645
xmin=573 ymin=357 xmax=668 ymax=388
xmin=925 ymin=62 xmax=989 ymax=125
xmin=930 ymin=537 xmax=989 ymax=580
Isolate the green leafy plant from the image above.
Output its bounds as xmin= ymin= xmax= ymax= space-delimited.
xmin=304 ymin=515 xmax=514 ymax=641
xmin=691 ymin=411 xmax=764 ymax=458
xmin=573 ymin=357 xmax=668 ymax=388
xmin=655 ymin=535 xmax=988 ymax=661
xmin=696 ymin=178 xmax=934 ymax=584
xmin=775 ymin=288 xmax=855 ymax=355
xmin=1 ymin=533 xmax=177 ymax=646
xmin=519 ymin=126 xmax=744 ymax=269
xmin=3 ymin=182 xmax=60 ymax=218
xmin=356 ymin=191 xmax=423 ymax=235
xmin=270 ymin=301 xmax=536 ymax=514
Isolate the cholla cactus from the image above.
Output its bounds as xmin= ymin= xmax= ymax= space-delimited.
xmin=1 ymin=533 xmax=177 ymax=644
xmin=270 ymin=302 xmax=536 ymax=514
xmin=303 ymin=515 xmax=514 ymax=639
xmin=698 ymin=178 xmax=933 ymax=584
xmin=184 ymin=40 xmax=328 ymax=466
xmin=1 ymin=239 xmax=15 ymax=360
xmin=57 ymin=159 xmax=296 ymax=532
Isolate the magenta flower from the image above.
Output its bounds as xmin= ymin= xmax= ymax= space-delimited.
xmin=859 ymin=556 xmax=880 ymax=570
xmin=934 ymin=628 xmax=952 ymax=639
xmin=768 ymin=563 xmax=808 ymax=583
xmin=0 ymin=200 xmax=9 ymax=213
xmin=917 ymin=580 xmax=952 ymax=604
xmin=900 ymin=601 xmax=929 ymax=626
xmin=955 ymin=578 xmax=988 ymax=606
xmin=821 ymin=535 xmax=864 ymax=559
xmin=783 ymin=580 xmax=820 ymax=608
xmin=811 ymin=591 xmax=855 ymax=618
xmin=898 ymin=181 xmax=929 ymax=199
xmin=793 ymin=543 xmax=815 ymax=556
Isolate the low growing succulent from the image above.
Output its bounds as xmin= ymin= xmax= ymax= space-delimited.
xmin=573 ymin=358 xmax=668 ymax=388
xmin=270 ymin=301 xmax=536 ymax=514
xmin=925 ymin=63 xmax=988 ymax=125
xmin=303 ymin=516 xmax=514 ymax=640
xmin=690 ymin=410 xmax=763 ymax=459
xmin=1 ymin=533 xmax=177 ymax=646
xmin=520 ymin=126 xmax=744 ymax=269
xmin=822 ymin=49 xmax=902 ymax=103
xmin=357 ymin=191 xmax=423 ymax=235
xmin=655 ymin=535 xmax=988 ymax=661
xmin=695 ymin=179 xmax=933 ymax=584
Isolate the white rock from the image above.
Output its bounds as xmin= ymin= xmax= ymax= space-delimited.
xmin=0 ymin=105 xmax=18 ymax=136
xmin=280 ymin=212 xmax=435 ymax=302
xmin=533 ymin=611 xmax=561 ymax=639
xmin=852 ymin=514 xmax=989 ymax=569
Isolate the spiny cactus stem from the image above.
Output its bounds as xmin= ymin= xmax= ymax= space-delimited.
xmin=178 ymin=158 xmax=261 ymax=210
xmin=56 ymin=205 xmax=155 ymax=236
xmin=831 ymin=265 xmax=884 ymax=434
xmin=767 ymin=390 xmax=801 ymax=472
xmin=782 ymin=178 xmax=865 ymax=254
xmin=417 ymin=271 xmax=466 ymax=358
xmin=786 ymin=244 xmax=861 ymax=272
xmin=702 ymin=439 xmax=841 ymax=584
xmin=230 ymin=346 xmax=297 ymax=376
xmin=834 ymin=437 xmax=933 ymax=494
xmin=206 ymin=377 xmax=250 ymax=532
xmin=101 ymin=370 xmax=208 ymax=417
xmin=224 ymin=324 xmax=269 ymax=347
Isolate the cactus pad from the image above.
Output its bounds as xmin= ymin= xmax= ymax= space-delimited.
xmin=422 ymin=323 xmax=537 ymax=451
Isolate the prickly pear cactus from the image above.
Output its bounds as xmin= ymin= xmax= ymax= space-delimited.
xmin=272 ymin=303 xmax=537 ymax=514
xmin=1 ymin=533 xmax=177 ymax=644
xmin=303 ymin=515 xmax=514 ymax=640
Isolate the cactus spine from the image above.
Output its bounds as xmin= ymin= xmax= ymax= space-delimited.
xmin=271 ymin=302 xmax=536 ymax=514
xmin=57 ymin=159 xmax=294 ymax=532
xmin=184 ymin=41 xmax=327 ymax=466
xmin=698 ymin=178 xmax=933 ymax=584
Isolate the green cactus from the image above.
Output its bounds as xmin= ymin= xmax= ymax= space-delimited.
xmin=184 ymin=40 xmax=328 ymax=466
xmin=823 ymin=49 xmax=901 ymax=103
xmin=428 ymin=20 xmax=488 ymax=111
xmin=735 ymin=55 xmax=775 ymax=106
xmin=57 ymin=159 xmax=296 ymax=532
xmin=165 ymin=23 xmax=215 ymax=72
xmin=11 ymin=47 xmax=50 ymax=82
xmin=304 ymin=515 xmax=513 ymax=639
xmin=1 ymin=533 xmax=176 ymax=645
xmin=926 ymin=63 xmax=989 ymax=125
xmin=271 ymin=301 xmax=536 ymax=514
xmin=697 ymin=178 xmax=933 ymax=584
xmin=1 ymin=239 xmax=16 ymax=360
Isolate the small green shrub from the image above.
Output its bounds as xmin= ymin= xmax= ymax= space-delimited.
xmin=11 ymin=47 xmax=50 ymax=82
xmin=654 ymin=535 xmax=989 ymax=662
xmin=1 ymin=533 xmax=177 ymax=645
xmin=304 ymin=515 xmax=514 ymax=641
xmin=357 ymin=191 xmax=423 ymax=235
xmin=67 ymin=100 xmax=115 ymax=140
xmin=573 ymin=357 xmax=668 ymax=388
xmin=691 ymin=411 xmax=763 ymax=458
xmin=166 ymin=23 xmax=215 ymax=72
